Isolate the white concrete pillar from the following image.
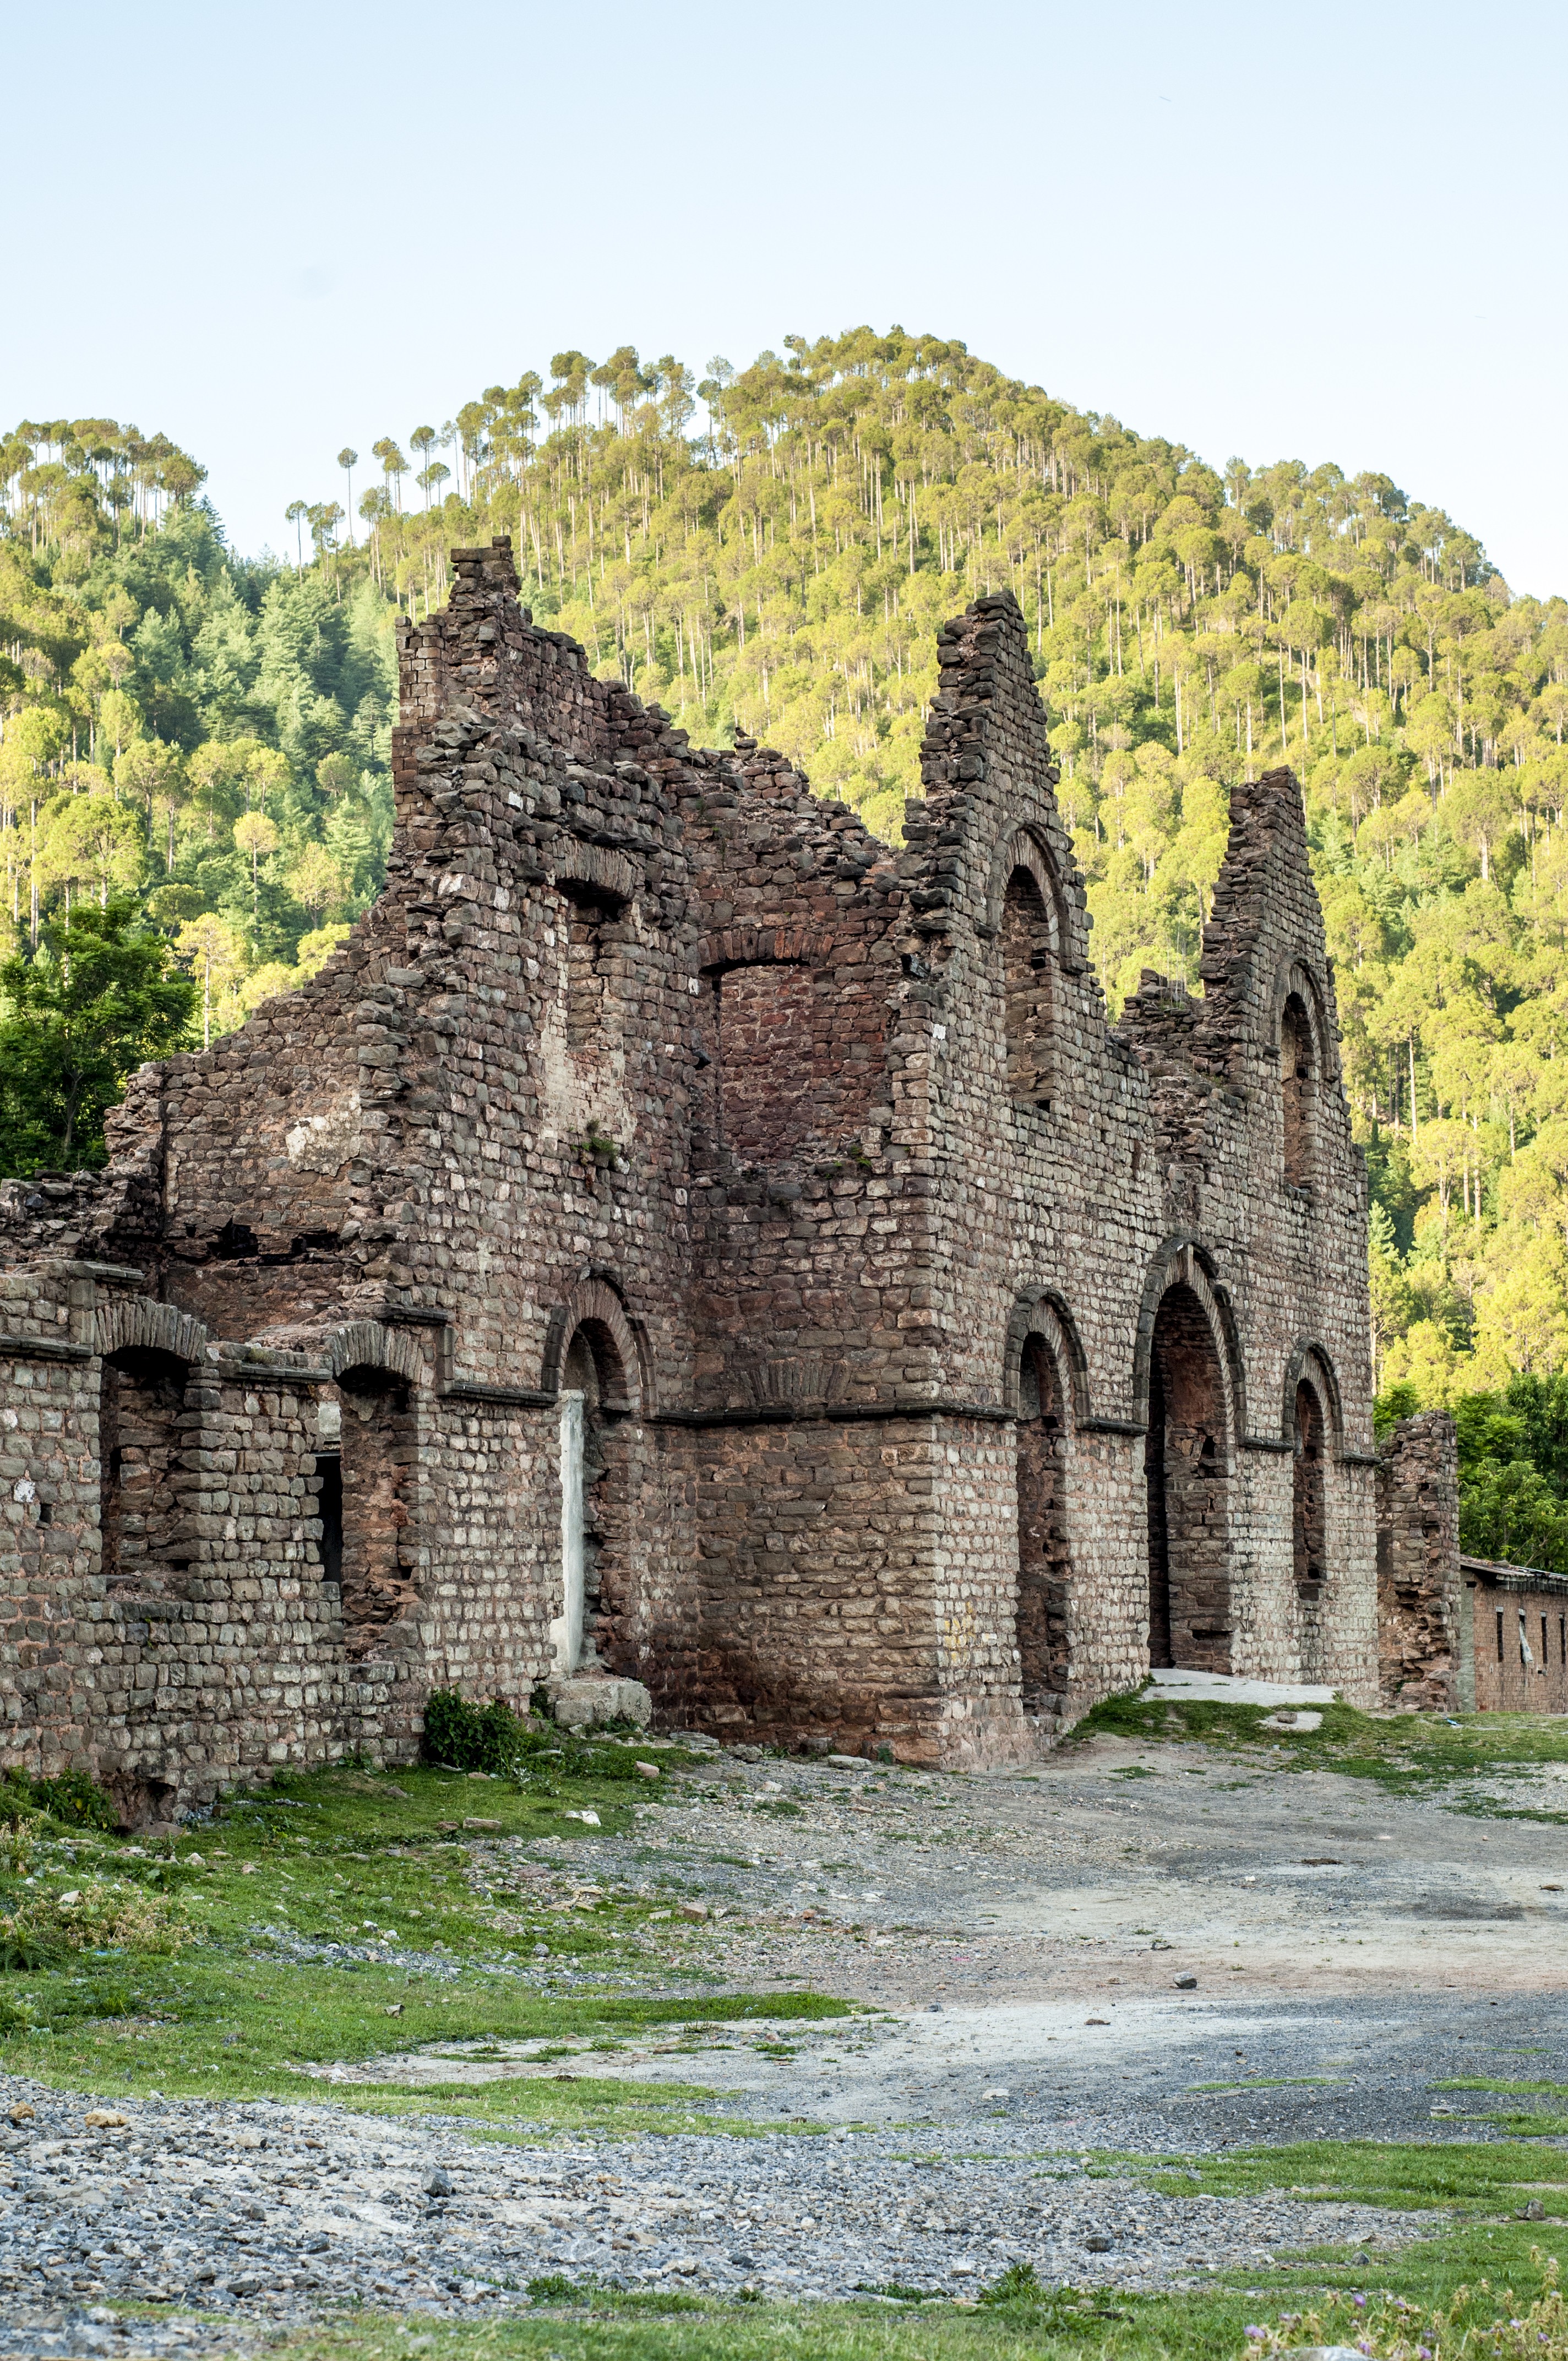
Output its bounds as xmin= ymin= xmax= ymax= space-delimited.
xmin=548 ymin=1390 xmax=585 ymax=1673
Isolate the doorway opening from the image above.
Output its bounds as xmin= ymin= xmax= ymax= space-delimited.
xmin=1293 ymin=1378 xmax=1326 ymax=1598
xmin=1016 ymin=1336 xmax=1071 ymax=1705
xmin=1145 ymin=1284 xmax=1231 ymax=1671
xmin=548 ymin=1321 xmax=628 ymax=1678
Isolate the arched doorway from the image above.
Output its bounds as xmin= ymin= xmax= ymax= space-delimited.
xmin=100 ymin=1346 xmax=192 ymax=1592
xmin=549 ymin=1320 xmax=629 ymax=1679
xmin=1293 ymin=1378 xmax=1326 ymax=1598
xmin=335 ymin=1364 xmax=417 ymax=1656
xmin=1016 ymin=1334 xmax=1071 ymax=1705
xmin=1144 ymin=1283 xmax=1231 ymax=1671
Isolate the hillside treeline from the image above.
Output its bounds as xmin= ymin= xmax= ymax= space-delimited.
xmin=5 ymin=332 xmax=1568 ymax=1554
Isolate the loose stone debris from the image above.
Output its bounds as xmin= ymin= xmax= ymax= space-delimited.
xmin=0 ymin=2085 xmax=1418 ymax=2343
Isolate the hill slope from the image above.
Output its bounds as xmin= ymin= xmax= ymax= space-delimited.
xmin=3 ymin=330 xmax=1567 ymax=1477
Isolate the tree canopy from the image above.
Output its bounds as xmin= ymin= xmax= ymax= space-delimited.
xmin=0 ymin=896 xmax=195 ymax=1173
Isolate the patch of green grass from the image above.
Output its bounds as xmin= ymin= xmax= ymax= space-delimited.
xmin=1186 ymin=2077 xmax=1351 ymax=2093
xmin=0 ymin=1956 xmax=853 ymax=2109
xmin=0 ymin=1761 xmax=851 ymax=2111
xmin=1131 ymin=2136 xmax=1568 ymax=2215
xmin=1434 ymin=2078 xmax=1568 ymax=2097
xmin=282 ymin=2070 xmax=814 ymax=2141
xmin=180 ymin=2220 xmax=1568 ymax=2361
xmin=1068 ymin=1689 xmax=1568 ymax=1802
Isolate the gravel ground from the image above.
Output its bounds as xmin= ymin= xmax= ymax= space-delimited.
xmin=0 ymin=1731 xmax=1561 ymax=2354
xmin=0 ymin=2078 xmax=1423 ymax=2353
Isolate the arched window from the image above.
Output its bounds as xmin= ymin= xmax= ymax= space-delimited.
xmin=335 ymin=1366 xmax=417 ymax=1656
xmin=1001 ymin=867 xmax=1053 ymax=1110
xmin=550 ymin=1320 xmax=629 ymax=1678
xmin=1281 ymin=993 xmax=1316 ymax=1191
xmin=1016 ymin=1336 xmax=1071 ymax=1705
xmin=1293 ymin=1379 xmax=1326 ymax=1597
xmin=100 ymin=1346 xmax=191 ymax=1592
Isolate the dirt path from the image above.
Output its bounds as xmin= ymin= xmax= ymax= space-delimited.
xmin=439 ymin=1728 xmax=1568 ymax=2141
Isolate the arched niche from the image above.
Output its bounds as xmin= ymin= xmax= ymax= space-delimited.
xmin=1133 ymin=1243 xmax=1240 ymax=1674
xmin=1280 ymin=993 xmax=1317 ymax=1190
xmin=541 ymin=1279 xmax=647 ymax=1414
xmin=1005 ymin=1296 xmax=1083 ymax=1709
xmin=1280 ymin=1340 xmax=1344 ymax=1458
xmin=1268 ymin=957 xmax=1333 ymax=1195
xmin=1293 ymin=1375 xmax=1327 ymax=1600
xmin=984 ymin=830 xmax=1069 ymax=1114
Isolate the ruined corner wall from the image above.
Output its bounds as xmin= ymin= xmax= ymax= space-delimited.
xmin=873 ymin=590 xmax=1380 ymax=1723
xmin=1376 ymin=1410 xmax=1461 ymax=1709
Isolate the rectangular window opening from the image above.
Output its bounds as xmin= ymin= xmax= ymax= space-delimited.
xmin=314 ymin=1452 xmax=343 ymax=1586
xmin=1496 ymin=1607 xmax=1505 ymax=1663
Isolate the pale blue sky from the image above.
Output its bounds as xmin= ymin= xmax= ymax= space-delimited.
xmin=10 ymin=0 xmax=1564 ymax=591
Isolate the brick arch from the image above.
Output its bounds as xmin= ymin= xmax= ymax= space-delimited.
xmin=981 ymin=825 xmax=1072 ymax=962
xmin=1282 ymin=1339 xmax=1344 ymax=1456
xmin=542 ymin=1278 xmax=649 ymax=1415
xmin=1129 ymin=1236 xmax=1246 ymax=1456
xmin=320 ymin=1320 xmax=426 ymax=1386
xmin=1268 ymin=955 xmax=1338 ymax=1084
xmin=1003 ymin=1287 xmax=1091 ymax=1429
xmin=695 ymin=923 xmax=835 ymax=975
xmin=94 ymin=1297 xmax=209 ymax=1367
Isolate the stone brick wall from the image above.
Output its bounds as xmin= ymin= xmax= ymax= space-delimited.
xmin=1376 ymin=1411 xmax=1461 ymax=1709
xmin=0 ymin=542 xmax=1397 ymax=1803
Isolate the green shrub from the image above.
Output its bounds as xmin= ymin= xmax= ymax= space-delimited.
xmin=2 ymin=1768 xmax=117 ymax=1832
xmin=422 ymin=1689 xmax=529 ymax=1774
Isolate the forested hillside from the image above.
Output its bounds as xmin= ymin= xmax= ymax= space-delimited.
xmin=5 ymin=329 xmax=1568 ymax=1555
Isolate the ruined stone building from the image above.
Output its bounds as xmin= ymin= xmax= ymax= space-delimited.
xmin=0 ymin=539 xmax=1391 ymax=1809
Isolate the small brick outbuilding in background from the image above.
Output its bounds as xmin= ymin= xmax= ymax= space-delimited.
xmin=0 ymin=541 xmax=1395 ymax=1809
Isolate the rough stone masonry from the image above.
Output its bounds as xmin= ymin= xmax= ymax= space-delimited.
xmin=0 ymin=539 xmax=1411 ymax=1813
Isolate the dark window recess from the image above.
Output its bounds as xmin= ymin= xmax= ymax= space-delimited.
xmin=1281 ymin=993 xmax=1315 ymax=1190
xmin=100 ymin=1347 xmax=189 ymax=1592
xmin=561 ymin=883 xmax=623 ymax=1053
xmin=1001 ymin=867 xmax=1053 ymax=1109
xmin=1496 ymin=1607 xmax=1505 ymax=1663
xmin=314 ymin=1454 xmax=343 ymax=1586
xmin=213 ymin=1219 xmax=259 ymax=1260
